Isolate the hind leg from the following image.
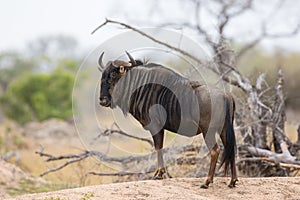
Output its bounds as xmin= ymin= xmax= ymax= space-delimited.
xmin=220 ymin=128 xmax=238 ymax=188
xmin=228 ymin=155 xmax=238 ymax=188
xmin=200 ymin=128 xmax=220 ymax=189
xmin=228 ymin=163 xmax=238 ymax=188
xmin=201 ymin=143 xmax=220 ymax=189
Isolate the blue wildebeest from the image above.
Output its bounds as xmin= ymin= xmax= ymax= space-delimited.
xmin=98 ymin=52 xmax=237 ymax=188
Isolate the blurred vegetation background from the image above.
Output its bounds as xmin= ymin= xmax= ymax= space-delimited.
xmin=0 ymin=35 xmax=78 ymax=124
xmin=1 ymin=37 xmax=300 ymax=124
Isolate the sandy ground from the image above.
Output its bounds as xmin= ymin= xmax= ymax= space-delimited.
xmin=7 ymin=177 xmax=300 ymax=200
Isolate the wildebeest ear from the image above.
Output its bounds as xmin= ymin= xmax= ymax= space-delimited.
xmin=125 ymin=51 xmax=136 ymax=66
xmin=135 ymin=60 xmax=143 ymax=66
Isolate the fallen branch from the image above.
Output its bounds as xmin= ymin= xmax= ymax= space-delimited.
xmin=242 ymin=145 xmax=300 ymax=165
xmin=39 ymin=154 xmax=89 ymax=177
xmin=237 ymin=157 xmax=300 ymax=169
xmin=261 ymin=157 xmax=300 ymax=169
xmin=36 ymin=144 xmax=202 ymax=177
xmin=94 ymin=123 xmax=153 ymax=147
xmin=88 ymin=166 xmax=156 ymax=177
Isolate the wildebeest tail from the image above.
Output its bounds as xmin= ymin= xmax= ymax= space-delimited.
xmin=220 ymin=97 xmax=236 ymax=175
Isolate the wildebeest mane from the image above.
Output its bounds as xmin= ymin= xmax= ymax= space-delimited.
xmin=111 ymin=63 xmax=191 ymax=111
xmin=111 ymin=63 xmax=200 ymax=135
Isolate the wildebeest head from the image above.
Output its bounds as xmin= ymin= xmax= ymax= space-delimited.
xmin=98 ymin=51 xmax=139 ymax=107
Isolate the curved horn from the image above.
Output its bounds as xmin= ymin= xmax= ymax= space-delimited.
xmin=98 ymin=52 xmax=105 ymax=71
xmin=125 ymin=51 xmax=136 ymax=66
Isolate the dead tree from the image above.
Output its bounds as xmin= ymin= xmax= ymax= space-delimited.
xmin=91 ymin=0 xmax=300 ymax=175
xmin=272 ymin=69 xmax=287 ymax=153
xmin=37 ymin=0 xmax=300 ymax=179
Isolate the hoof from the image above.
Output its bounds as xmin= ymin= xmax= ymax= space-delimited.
xmin=152 ymin=167 xmax=171 ymax=180
xmin=166 ymin=172 xmax=172 ymax=178
xmin=201 ymin=179 xmax=212 ymax=189
xmin=200 ymin=184 xmax=209 ymax=189
xmin=152 ymin=176 xmax=163 ymax=180
xmin=228 ymin=179 xmax=238 ymax=188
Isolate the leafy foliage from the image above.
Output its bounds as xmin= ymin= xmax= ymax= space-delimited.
xmin=0 ymin=68 xmax=74 ymax=124
xmin=0 ymin=52 xmax=38 ymax=92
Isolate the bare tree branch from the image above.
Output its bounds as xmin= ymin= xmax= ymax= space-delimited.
xmin=94 ymin=123 xmax=153 ymax=147
xmin=236 ymin=37 xmax=262 ymax=60
xmin=237 ymin=21 xmax=300 ymax=60
xmin=88 ymin=166 xmax=156 ymax=177
xmin=92 ymin=18 xmax=252 ymax=93
xmin=39 ymin=155 xmax=89 ymax=177
xmin=36 ymin=144 xmax=202 ymax=177
xmin=193 ymin=0 xmax=215 ymax=46
xmin=237 ymin=157 xmax=300 ymax=169
xmin=242 ymin=145 xmax=300 ymax=165
xmin=92 ymin=19 xmax=205 ymax=65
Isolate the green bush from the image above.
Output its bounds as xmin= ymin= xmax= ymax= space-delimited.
xmin=0 ymin=68 xmax=74 ymax=124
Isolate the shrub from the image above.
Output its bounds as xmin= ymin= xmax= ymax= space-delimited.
xmin=0 ymin=68 xmax=74 ymax=124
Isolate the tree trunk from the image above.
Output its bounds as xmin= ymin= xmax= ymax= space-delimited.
xmin=251 ymin=121 xmax=267 ymax=148
xmin=235 ymin=109 xmax=252 ymax=144
xmin=272 ymin=69 xmax=288 ymax=153
xmin=248 ymin=89 xmax=267 ymax=149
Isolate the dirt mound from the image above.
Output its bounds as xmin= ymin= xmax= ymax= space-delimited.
xmin=0 ymin=160 xmax=48 ymax=199
xmin=0 ymin=160 xmax=33 ymax=183
xmin=0 ymin=160 xmax=30 ymax=199
xmin=9 ymin=177 xmax=300 ymax=200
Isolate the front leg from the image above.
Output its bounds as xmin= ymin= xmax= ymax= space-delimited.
xmin=152 ymin=149 xmax=172 ymax=179
xmin=152 ymin=130 xmax=172 ymax=180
